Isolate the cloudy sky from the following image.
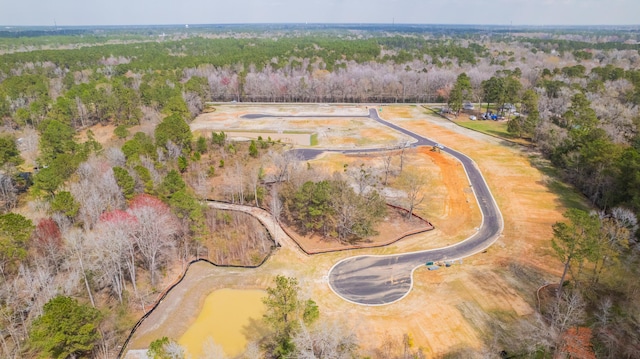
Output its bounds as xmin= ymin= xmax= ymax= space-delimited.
xmin=0 ymin=0 xmax=636 ymax=26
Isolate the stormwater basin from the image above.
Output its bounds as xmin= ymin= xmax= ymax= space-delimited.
xmin=178 ymin=288 xmax=266 ymax=358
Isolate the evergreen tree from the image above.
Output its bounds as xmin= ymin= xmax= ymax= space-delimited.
xmin=112 ymin=166 xmax=136 ymax=199
xmin=211 ymin=131 xmax=227 ymax=147
xmin=195 ymin=136 xmax=208 ymax=154
xmin=134 ymin=165 xmax=154 ymax=194
xmin=38 ymin=119 xmax=78 ymax=164
xmin=551 ymin=209 xmax=600 ymax=297
xmin=29 ymin=296 xmax=102 ymax=359
xmin=50 ymin=191 xmax=80 ymax=218
xmin=33 ymin=167 xmax=63 ymax=196
xmin=249 ymin=140 xmax=259 ymax=158
xmin=155 ymin=114 xmax=192 ymax=152
xmin=0 ymin=135 xmax=24 ymax=168
xmin=159 ymin=170 xmax=186 ymax=199
xmin=262 ymin=275 xmax=319 ymax=358
xmin=0 ymin=212 xmax=34 ymax=275
xmin=448 ymin=73 xmax=472 ymax=113
xmin=122 ymin=132 xmax=157 ymax=164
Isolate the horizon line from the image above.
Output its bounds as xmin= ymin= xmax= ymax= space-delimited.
xmin=2 ymin=22 xmax=640 ymax=29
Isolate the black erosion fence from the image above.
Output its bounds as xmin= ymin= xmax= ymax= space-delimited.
xmin=117 ymin=201 xmax=433 ymax=358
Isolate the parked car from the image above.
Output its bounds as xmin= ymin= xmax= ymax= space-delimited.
xmin=499 ymin=103 xmax=517 ymax=113
xmin=482 ymin=112 xmax=499 ymax=120
xmin=469 ymin=115 xmax=477 ymax=120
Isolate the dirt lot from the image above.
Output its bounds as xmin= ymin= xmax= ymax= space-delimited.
xmin=190 ymin=104 xmax=414 ymax=148
xmin=126 ymin=104 xmax=574 ymax=357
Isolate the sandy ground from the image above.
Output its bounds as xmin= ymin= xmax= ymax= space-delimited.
xmin=190 ymin=104 xmax=414 ymax=149
xmin=125 ymin=104 xmax=572 ymax=358
xmin=217 ymin=131 xmax=312 ymax=146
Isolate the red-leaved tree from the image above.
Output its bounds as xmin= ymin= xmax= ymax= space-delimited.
xmin=33 ymin=218 xmax=63 ymax=272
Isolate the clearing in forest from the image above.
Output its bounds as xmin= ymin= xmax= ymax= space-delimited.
xmin=125 ymin=104 xmax=569 ymax=358
xmin=190 ymin=104 xmax=414 ymax=148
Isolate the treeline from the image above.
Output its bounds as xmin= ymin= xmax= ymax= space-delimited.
xmin=0 ymin=35 xmax=491 ymax=128
xmin=469 ymin=48 xmax=640 ymax=357
xmin=517 ymin=37 xmax=640 ymax=55
xmin=501 ymin=65 xmax=640 ymax=218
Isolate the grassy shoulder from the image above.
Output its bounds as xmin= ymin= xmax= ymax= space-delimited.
xmin=422 ymin=106 xmax=533 ymax=146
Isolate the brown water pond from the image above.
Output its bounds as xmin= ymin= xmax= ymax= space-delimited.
xmin=178 ymin=288 xmax=266 ymax=358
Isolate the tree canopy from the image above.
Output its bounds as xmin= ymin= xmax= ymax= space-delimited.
xmin=282 ymin=178 xmax=386 ymax=241
xmin=0 ymin=212 xmax=34 ymax=275
xmin=262 ymin=275 xmax=319 ymax=358
xmin=551 ymin=209 xmax=601 ymax=297
xmin=0 ymin=135 xmax=24 ymax=168
xmin=448 ymin=72 xmax=472 ymax=112
xmin=154 ymin=113 xmax=192 ymax=152
xmin=29 ymin=295 xmax=102 ymax=359
xmin=38 ymin=119 xmax=78 ymax=164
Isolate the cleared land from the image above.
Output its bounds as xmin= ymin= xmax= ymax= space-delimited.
xmin=126 ymin=104 xmax=576 ymax=357
xmin=190 ymin=104 xmax=414 ymax=148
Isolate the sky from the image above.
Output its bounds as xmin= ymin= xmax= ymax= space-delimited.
xmin=0 ymin=0 xmax=637 ymax=27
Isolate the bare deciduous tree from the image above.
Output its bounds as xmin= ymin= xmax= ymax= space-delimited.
xmin=382 ymin=149 xmax=395 ymax=186
xmin=201 ymin=337 xmax=228 ymax=359
xmin=397 ymin=140 xmax=412 ymax=175
xmin=91 ymin=210 xmax=138 ymax=303
xmin=33 ymin=218 xmax=63 ymax=273
xmin=128 ymin=195 xmax=180 ymax=287
xmin=248 ymin=165 xmax=263 ymax=207
xmin=0 ymin=173 xmax=17 ymax=212
xmin=347 ymin=162 xmax=378 ymax=195
xmin=187 ymin=161 xmax=210 ymax=200
xmin=65 ymin=229 xmax=96 ymax=307
xmin=242 ymin=342 xmax=261 ymax=359
xmin=551 ymin=291 xmax=587 ymax=334
xmin=397 ymin=169 xmax=427 ymax=219
xmin=269 ymin=149 xmax=301 ymax=183
xmin=71 ymin=157 xmax=125 ymax=230
xmin=292 ymin=320 xmax=359 ymax=359
xmin=104 ymin=147 xmax=126 ymax=168
xmin=220 ymin=161 xmax=247 ymax=204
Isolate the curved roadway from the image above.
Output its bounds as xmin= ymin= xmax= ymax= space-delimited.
xmin=326 ymin=109 xmax=504 ymax=305
xmin=241 ymin=108 xmax=503 ymax=305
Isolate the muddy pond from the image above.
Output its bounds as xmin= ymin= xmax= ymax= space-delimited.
xmin=178 ymin=288 xmax=266 ymax=358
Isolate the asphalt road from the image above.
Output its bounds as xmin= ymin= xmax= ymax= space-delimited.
xmin=326 ymin=108 xmax=504 ymax=305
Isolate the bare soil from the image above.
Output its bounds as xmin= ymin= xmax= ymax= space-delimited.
xmin=190 ymin=104 xmax=414 ymax=149
xmin=125 ymin=104 xmax=575 ymax=358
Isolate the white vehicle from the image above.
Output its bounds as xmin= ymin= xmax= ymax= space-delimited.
xmin=469 ymin=115 xmax=477 ymax=120
xmin=435 ymin=143 xmax=445 ymax=150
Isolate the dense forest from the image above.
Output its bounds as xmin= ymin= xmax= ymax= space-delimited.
xmin=1 ymin=25 xmax=640 ymax=358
